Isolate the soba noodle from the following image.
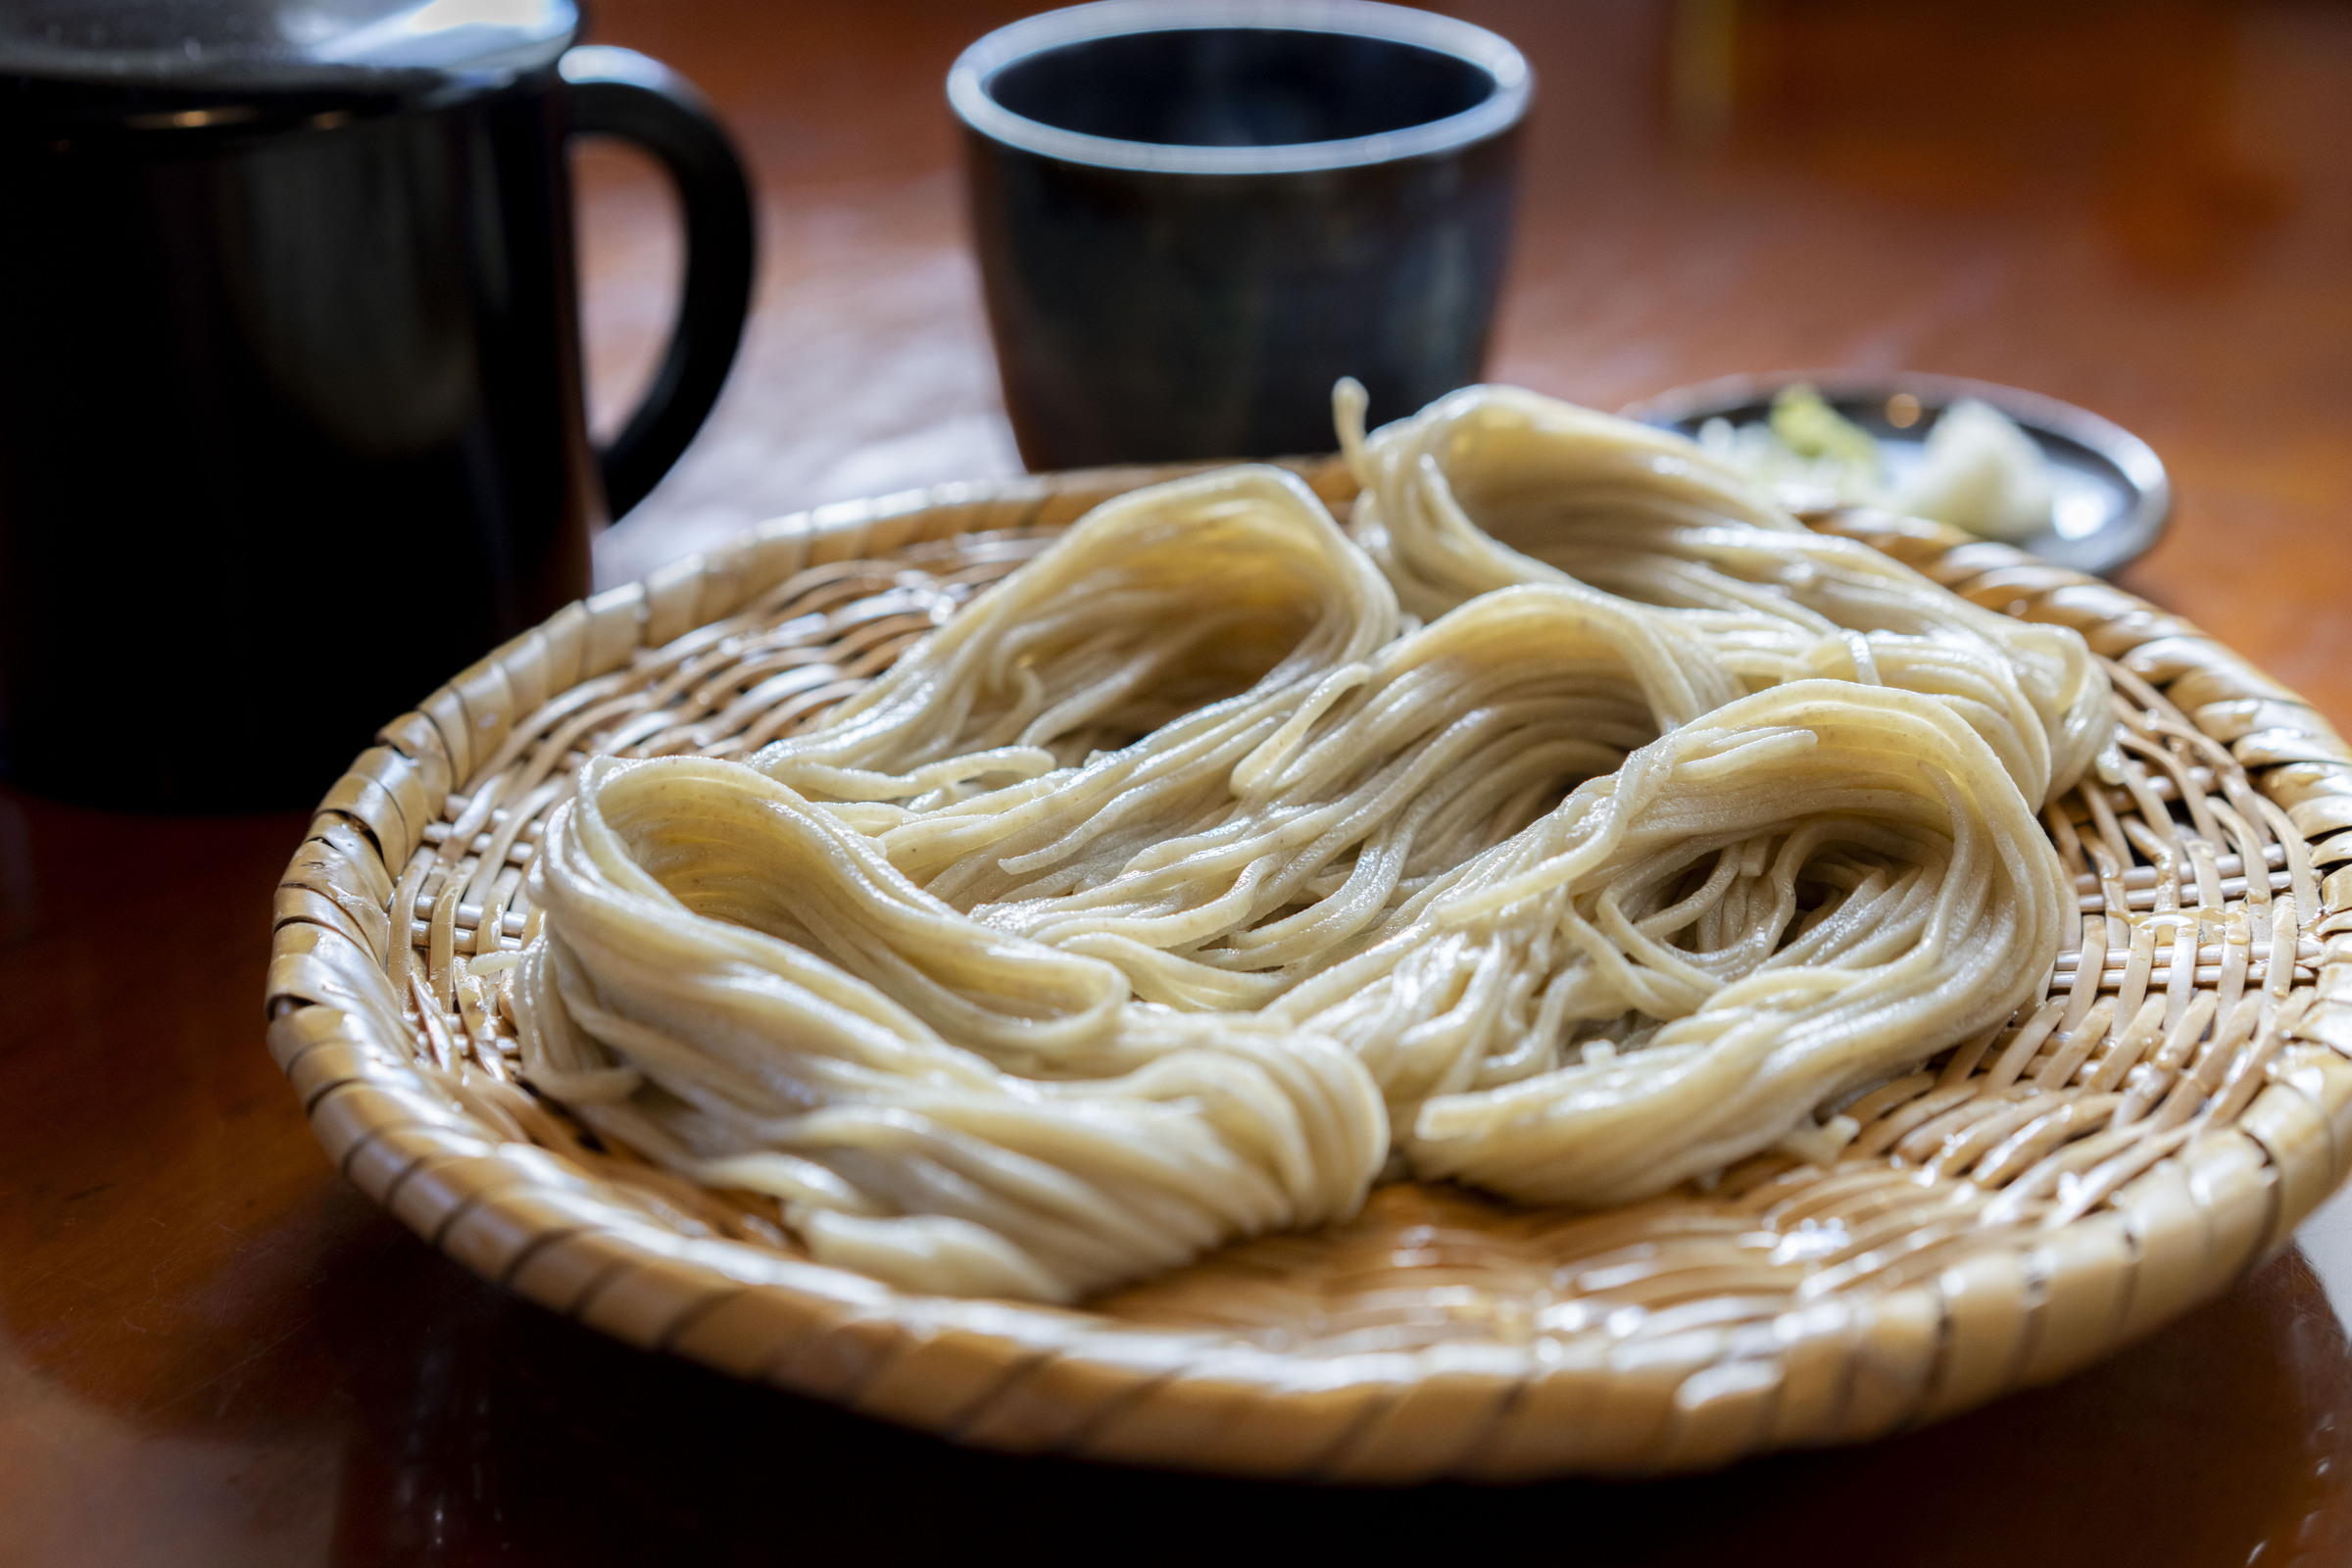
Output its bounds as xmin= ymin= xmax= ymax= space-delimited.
xmin=1338 ymin=382 xmax=2111 ymax=806
xmin=502 ymin=388 xmax=2106 ymax=1303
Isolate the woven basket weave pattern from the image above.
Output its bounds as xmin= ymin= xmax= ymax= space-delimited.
xmin=267 ymin=460 xmax=2352 ymax=1479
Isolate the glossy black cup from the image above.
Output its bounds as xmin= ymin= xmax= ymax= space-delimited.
xmin=951 ymin=0 xmax=1530 ymax=470
xmin=0 ymin=4 xmax=754 ymax=810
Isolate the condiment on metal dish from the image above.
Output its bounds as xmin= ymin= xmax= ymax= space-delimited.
xmin=1621 ymin=370 xmax=2171 ymax=576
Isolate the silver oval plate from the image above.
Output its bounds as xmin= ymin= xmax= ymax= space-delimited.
xmin=1621 ymin=370 xmax=2171 ymax=577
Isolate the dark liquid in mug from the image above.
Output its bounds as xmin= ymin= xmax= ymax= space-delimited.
xmin=0 ymin=51 xmax=597 ymax=809
xmin=988 ymin=28 xmax=1496 ymax=147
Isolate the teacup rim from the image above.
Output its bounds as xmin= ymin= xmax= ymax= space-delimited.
xmin=947 ymin=0 xmax=1532 ymax=176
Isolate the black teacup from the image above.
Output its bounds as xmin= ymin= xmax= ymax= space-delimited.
xmin=951 ymin=0 xmax=1531 ymax=470
xmin=0 ymin=1 xmax=755 ymax=810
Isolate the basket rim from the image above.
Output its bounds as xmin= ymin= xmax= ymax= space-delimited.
xmin=266 ymin=457 xmax=2352 ymax=1480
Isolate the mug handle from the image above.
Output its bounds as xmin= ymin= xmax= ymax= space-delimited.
xmin=560 ymin=45 xmax=758 ymax=520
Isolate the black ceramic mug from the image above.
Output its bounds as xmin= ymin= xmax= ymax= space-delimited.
xmin=0 ymin=2 xmax=755 ymax=810
xmin=951 ymin=0 xmax=1530 ymax=470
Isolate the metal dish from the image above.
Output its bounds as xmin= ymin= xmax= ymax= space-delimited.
xmin=1621 ymin=370 xmax=2171 ymax=577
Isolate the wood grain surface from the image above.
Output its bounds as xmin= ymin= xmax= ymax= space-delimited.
xmin=6 ymin=0 xmax=2352 ymax=1561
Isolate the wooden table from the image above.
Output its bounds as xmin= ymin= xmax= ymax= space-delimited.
xmin=7 ymin=2 xmax=2352 ymax=1561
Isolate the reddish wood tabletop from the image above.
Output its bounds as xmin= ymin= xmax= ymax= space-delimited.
xmin=7 ymin=2 xmax=2352 ymax=1562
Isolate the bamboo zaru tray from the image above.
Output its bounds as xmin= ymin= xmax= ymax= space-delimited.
xmin=267 ymin=455 xmax=2352 ymax=1480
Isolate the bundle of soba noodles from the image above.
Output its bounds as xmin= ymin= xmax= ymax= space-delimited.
xmin=1337 ymin=381 xmax=2110 ymax=806
xmin=505 ymin=386 xmax=2108 ymax=1303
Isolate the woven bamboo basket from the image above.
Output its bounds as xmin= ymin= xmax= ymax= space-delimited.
xmin=267 ymin=456 xmax=2352 ymax=1480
